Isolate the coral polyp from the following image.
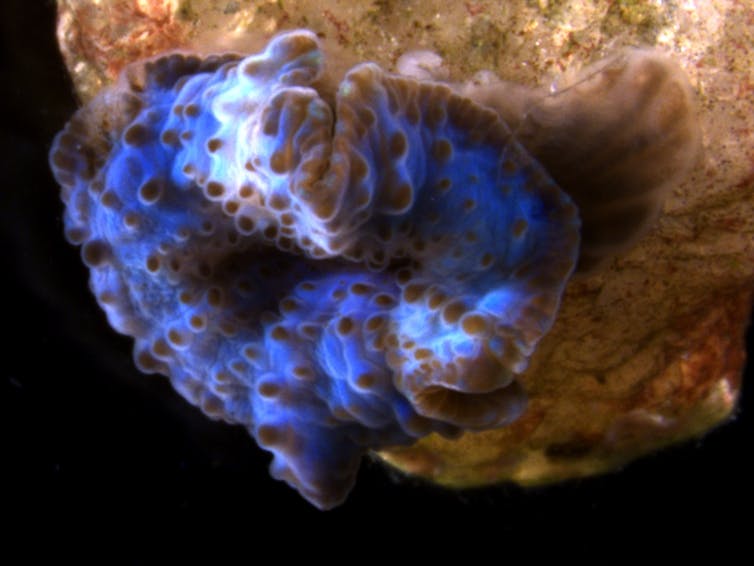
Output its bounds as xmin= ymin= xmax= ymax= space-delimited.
xmin=49 ymin=28 xmax=700 ymax=508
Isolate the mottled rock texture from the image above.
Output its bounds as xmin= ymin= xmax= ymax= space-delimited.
xmin=55 ymin=0 xmax=753 ymax=490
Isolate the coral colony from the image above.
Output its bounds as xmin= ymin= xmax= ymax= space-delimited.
xmin=49 ymin=30 xmax=699 ymax=508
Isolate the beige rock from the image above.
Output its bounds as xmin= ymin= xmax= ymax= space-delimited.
xmin=54 ymin=0 xmax=753 ymax=489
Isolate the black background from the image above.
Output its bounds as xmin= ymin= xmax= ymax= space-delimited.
xmin=2 ymin=0 xmax=751 ymax=553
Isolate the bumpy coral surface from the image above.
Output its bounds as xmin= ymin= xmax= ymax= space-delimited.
xmin=49 ymin=30 xmax=580 ymax=508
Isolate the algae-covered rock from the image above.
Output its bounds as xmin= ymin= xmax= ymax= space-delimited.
xmin=54 ymin=0 xmax=753 ymax=490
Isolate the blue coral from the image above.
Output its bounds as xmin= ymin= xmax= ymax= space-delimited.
xmin=49 ymin=30 xmax=579 ymax=509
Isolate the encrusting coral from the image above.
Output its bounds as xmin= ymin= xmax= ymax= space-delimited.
xmin=49 ymin=29 xmax=699 ymax=508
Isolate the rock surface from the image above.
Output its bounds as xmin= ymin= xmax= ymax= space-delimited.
xmin=55 ymin=0 xmax=753 ymax=489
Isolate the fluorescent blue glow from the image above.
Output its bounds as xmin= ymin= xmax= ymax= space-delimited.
xmin=49 ymin=30 xmax=579 ymax=509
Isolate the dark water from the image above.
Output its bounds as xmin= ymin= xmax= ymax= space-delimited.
xmin=1 ymin=0 xmax=751 ymax=550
